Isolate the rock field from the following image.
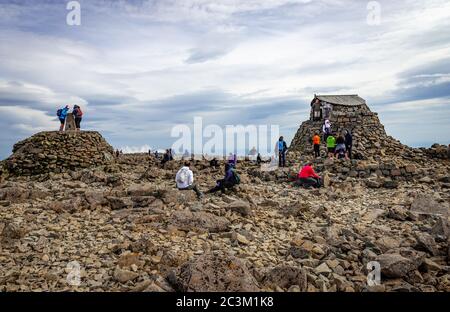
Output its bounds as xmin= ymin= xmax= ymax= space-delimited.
xmin=0 ymin=147 xmax=449 ymax=292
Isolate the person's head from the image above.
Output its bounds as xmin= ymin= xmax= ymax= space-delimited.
xmin=279 ymin=136 xmax=284 ymax=141
xmin=65 ymin=105 xmax=69 ymax=109
xmin=306 ymin=162 xmax=314 ymax=168
xmin=225 ymin=163 xmax=231 ymax=172
xmin=184 ymin=161 xmax=190 ymax=168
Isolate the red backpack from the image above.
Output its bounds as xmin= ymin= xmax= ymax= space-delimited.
xmin=75 ymin=107 xmax=83 ymax=117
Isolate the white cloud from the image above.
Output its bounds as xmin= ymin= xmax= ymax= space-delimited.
xmin=0 ymin=0 xmax=449 ymax=158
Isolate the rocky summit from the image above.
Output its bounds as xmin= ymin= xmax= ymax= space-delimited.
xmin=0 ymin=117 xmax=449 ymax=292
xmin=2 ymin=131 xmax=115 ymax=177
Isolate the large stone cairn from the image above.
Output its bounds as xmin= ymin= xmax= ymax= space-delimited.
xmin=289 ymin=102 xmax=416 ymax=160
xmin=4 ymin=131 xmax=115 ymax=176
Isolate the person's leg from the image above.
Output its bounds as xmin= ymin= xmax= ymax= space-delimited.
xmin=76 ymin=118 xmax=82 ymax=131
xmin=278 ymin=152 xmax=282 ymax=167
xmin=207 ymin=180 xmax=223 ymax=194
xmin=222 ymin=181 xmax=236 ymax=193
xmin=191 ymin=184 xmax=203 ymax=197
xmin=282 ymin=152 xmax=286 ymax=167
xmin=59 ymin=119 xmax=64 ymax=131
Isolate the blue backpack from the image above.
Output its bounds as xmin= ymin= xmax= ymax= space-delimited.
xmin=56 ymin=109 xmax=62 ymax=117
xmin=278 ymin=141 xmax=284 ymax=152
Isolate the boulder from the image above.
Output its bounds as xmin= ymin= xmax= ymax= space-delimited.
xmin=170 ymin=210 xmax=230 ymax=233
xmin=227 ymin=200 xmax=252 ymax=217
xmin=107 ymin=197 xmax=133 ymax=210
xmin=260 ymin=266 xmax=307 ymax=291
xmin=376 ymin=253 xmax=418 ymax=278
xmin=167 ymin=253 xmax=260 ymax=292
xmin=410 ymin=195 xmax=448 ymax=216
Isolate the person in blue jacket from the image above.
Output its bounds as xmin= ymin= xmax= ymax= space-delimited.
xmin=57 ymin=105 xmax=70 ymax=132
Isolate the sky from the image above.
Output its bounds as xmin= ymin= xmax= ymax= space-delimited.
xmin=0 ymin=0 xmax=449 ymax=158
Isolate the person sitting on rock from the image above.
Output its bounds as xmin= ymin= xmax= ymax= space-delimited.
xmin=209 ymin=157 xmax=219 ymax=168
xmin=57 ymin=105 xmax=70 ymax=132
xmin=257 ymin=153 xmax=262 ymax=165
xmin=175 ymin=161 xmax=203 ymax=199
xmin=312 ymin=132 xmax=321 ymax=158
xmin=326 ymin=133 xmax=336 ymax=159
xmin=295 ymin=162 xmax=322 ymax=188
xmin=206 ymin=163 xmax=240 ymax=194
xmin=335 ymin=135 xmax=347 ymax=160
xmin=72 ymin=105 xmax=83 ymax=131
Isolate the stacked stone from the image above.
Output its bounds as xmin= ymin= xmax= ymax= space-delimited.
xmin=289 ymin=103 xmax=416 ymax=160
xmin=316 ymin=159 xmax=417 ymax=179
xmin=420 ymin=144 xmax=450 ymax=160
xmin=5 ymin=131 xmax=115 ymax=176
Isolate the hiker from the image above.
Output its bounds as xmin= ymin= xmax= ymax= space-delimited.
xmin=335 ymin=135 xmax=347 ymax=159
xmin=312 ymin=132 xmax=321 ymax=158
xmin=322 ymin=119 xmax=332 ymax=142
xmin=312 ymin=98 xmax=322 ymax=121
xmin=295 ymin=163 xmax=322 ymax=188
xmin=168 ymin=149 xmax=174 ymax=161
xmin=210 ymin=157 xmax=219 ymax=168
xmin=206 ymin=163 xmax=240 ymax=194
xmin=257 ymin=153 xmax=262 ymax=165
xmin=154 ymin=150 xmax=159 ymax=159
xmin=161 ymin=149 xmax=171 ymax=165
xmin=57 ymin=105 xmax=70 ymax=132
xmin=183 ymin=149 xmax=190 ymax=160
xmin=115 ymin=150 xmax=120 ymax=158
xmin=72 ymin=105 xmax=83 ymax=131
xmin=344 ymin=130 xmax=353 ymax=159
xmin=326 ymin=133 xmax=336 ymax=159
xmin=277 ymin=136 xmax=288 ymax=167
xmin=175 ymin=162 xmax=203 ymax=199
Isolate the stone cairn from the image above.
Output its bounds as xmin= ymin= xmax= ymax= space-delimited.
xmin=289 ymin=95 xmax=417 ymax=160
xmin=3 ymin=131 xmax=115 ymax=176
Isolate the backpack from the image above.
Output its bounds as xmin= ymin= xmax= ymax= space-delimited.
xmin=278 ymin=141 xmax=284 ymax=152
xmin=74 ymin=107 xmax=83 ymax=118
xmin=231 ymin=169 xmax=240 ymax=185
xmin=176 ymin=168 xmax=188 ymax=184
xmin=56 ymin=109 xmax=62 ymax=117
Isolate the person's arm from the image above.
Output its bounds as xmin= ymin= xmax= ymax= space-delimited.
xmin=310 ymin=167 xmax=319 ymax=179
xmin=188 ymin=171 xmax=194 ymax=185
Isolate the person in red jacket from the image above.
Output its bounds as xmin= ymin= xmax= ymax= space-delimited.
xmin=295 ymin=162 xmax=322 ymax=188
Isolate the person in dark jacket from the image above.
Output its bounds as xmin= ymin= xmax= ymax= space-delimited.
xmin=257 ymin=153 xmax=262 ymax=165
xmin=73 ymin=105 xmax=83 ymax=131
xmin=277 ymin=136 xmax=288 ymax=167
xmin=206 ymin=164 xmax=239 ymax=194
xmin=344 ymin=130 xmax=353 ymax=159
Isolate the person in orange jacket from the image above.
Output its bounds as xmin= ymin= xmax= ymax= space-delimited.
xmin=312 ymin=132 xmax=321 ymax=158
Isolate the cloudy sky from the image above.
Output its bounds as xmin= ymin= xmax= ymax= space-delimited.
xmin=0 ymin=0 xmax=449 ymax=158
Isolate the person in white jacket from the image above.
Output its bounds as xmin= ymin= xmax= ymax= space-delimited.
xmin=175 ymin=162 xmax=203 ymax=199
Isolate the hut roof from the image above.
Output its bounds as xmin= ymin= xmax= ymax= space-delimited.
xmin=315 ymin=94 xmax=366 ymax=106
